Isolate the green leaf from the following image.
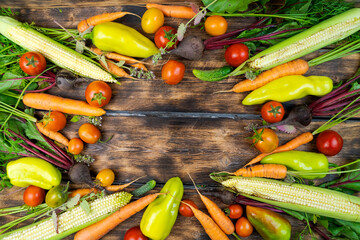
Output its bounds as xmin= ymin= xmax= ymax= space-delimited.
xmin=0 ymin=72 xmax=24 ymax=93
xmin=70 ymin=115 xmax=82 ymax=123
xmin=80 ymin=200 xmax=91 ymax=215
xmin=202 ymin=0 xmax=259 ymax=13
xmin=66 ymin=194 xmax=80 ymax=209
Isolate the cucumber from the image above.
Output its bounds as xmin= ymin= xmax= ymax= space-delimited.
xmin=193 ymin=66 xmax=232 ymax=82
xmin=131 ymin=180 xmax=156 ymax=197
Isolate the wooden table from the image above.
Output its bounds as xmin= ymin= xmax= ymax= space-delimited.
xmin=1 ymin=1 xmax=360 ymax=239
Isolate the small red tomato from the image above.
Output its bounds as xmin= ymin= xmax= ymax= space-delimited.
xmin=124 ymin=226 xmax=148 ymax=240
xmin=42 ymin=111 xmax=67 ymax=132
xmin=85 ymin=81 xmax=112 ymax=107
xmin=179 ymin=199 xmax=199 ymax=217
xmin=261 ymin=101 xmax=285 ymax=123
xmin=154 ymin=26 xmax=178 ymax=50
xmin=23 ymin=185 xmax=46 ymax=207
xmin=226 ymin=204 xmax=243 ymax=219
xmin=68 ymin=138 xmax=84 ymax=155
xmin=316 ymin=130 xmax=343 ymax=156
xmin=161 ymin=60 xmax=185 ymax=85
xmin=235 ymin=217 xmax=253 ymax=237
xmin=78 ymin=123 xmax=101 ymax=144
xmin=252 ymin=128 xmax=279 ymax=153
xmin=225 ymin=43 xmax=249 ymax=67
xmin=19 ymin=52 xmax=46 ymax=75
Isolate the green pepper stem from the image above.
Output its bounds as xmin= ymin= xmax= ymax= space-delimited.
xmin=232 ymin=232 xmax=242 ymax=240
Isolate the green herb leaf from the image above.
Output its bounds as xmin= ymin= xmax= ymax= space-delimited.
xmin=70 ymin=115 xmax=82 ymax=123
xmin=0 ymin=72 xmax=24 ymax=93
xmin=202 ymin=0 xmax=259 ymax=13
xmin=80 ymin=200 xmax=91 ymax=215
xmin=66 ymin=194 xmax=80 ymax=209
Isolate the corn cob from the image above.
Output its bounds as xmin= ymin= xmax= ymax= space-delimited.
xmin=247 ymin=8 xmax=360 ymax=71
xmin=0 ymin=16 xmax=116 ymax=83
xmin=0 ymin=192 xmax=132 ymax=240
xmin=213 ymin=175 xmax=360 ymax=222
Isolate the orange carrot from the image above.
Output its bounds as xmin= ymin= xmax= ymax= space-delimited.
xmin=23 ymin=93 xmax=106 ymax=116
xmin=36 ymin=122 xmax=69 ymax=146
xmin=245 ymin=132 xmax=314 ymax=167
xmin=68 ymin=188 xmax=99 ymax=198
xmin=77 ymin=12 xmax=140 ymax=32
xmin=91 ymin=47 xmax=148 ymax=71
xmin=231 ymin=59 xmax=309 ymax=93
xmin=146 ymin=3 xmax=196 ymax=19
xmin=182 ymin=201 xmax=230 ymax=240
xmin=74 ymin=193 xmax=162 ymax=240
xmin=188 ymin=173 xmax=234 ymax=235
xmin=233 ymin=164 xmax=287 ymax=179
xmin=105 ymin=176 xmax=145 ymax=192
xmin=100 ymin=59 xmax=133 ymax=79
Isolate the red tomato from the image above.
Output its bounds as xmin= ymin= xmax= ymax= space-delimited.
xmin=261 ymin=101 xmax=285 ymax=123
xmin=235 ymin=217 xmax=253 ymax=237
xmin=161 ymin=60 xmax=185 ymax=85
xmin=226 ymin=204 xmax=243 ymax=219
xmin=85 ymin=81 xmax=112 ymax=107
xmin=224 ymin=43 xmax=249 ymax=67
xmin=154 ymin=26 xmax=178 ymax=50
xmin=316 ymin=130 xmax=343 ymax=156
xmin=252 ymin=128 xmax=279 ymax=153
xmin=78 ymin=123 xmax=101 ymax=144
xmin=124 ymin=226 xmax=148 ymax=240
xmin=23 ymin=185 xmax=46 ymax=207
xmin=19 ymin=52 xmax=46 ymax=75
xmin=179 ymin=199 xmax=199 ymax=217
xmin=68 ymin=138 xmax=84 ymax=155
xmin=42 ymin=111 xmax=67 ymax=132
xmin=204 ymin=15 xmax=228 ymax=36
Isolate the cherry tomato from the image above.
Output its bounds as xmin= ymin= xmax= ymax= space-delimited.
xmin=179 ymin=199 xmax=198 ymax=217
xmin=204 ymin=15 xmax=228 ymax=36
xmin=226 ymin=204 xmax=243 ymax=219
xmin=85 ymin=81 xmax=112 ymax=107
xmin=19 ymin=52 xmax=46 ymax=75
xmin=23 ymin=185 xmax=46 ymax=207
xmin=316 ymin=130 xmax=343 ymax=156
xmin=141 ymin=8 xmax=164 ymax=34
xmin=154 ymin=26 xmax=178 ymax=50
xmin=261 ymin=101 xmax=285 ymax=123
xmin=124 ymin=226 xmax=148 ymax=240
xmin=78 ymin=123 xmax=101 ymax=144
xmin=45 ymin=185 xmax=68 ymax=208
xmin=225 ymin=43 xmax=249 ymax=67
xmin=68 ymin=138 xmax=84 ymax=155
xmin=235 ymin=217 xmax=253 ymax=237
xmin=96 ymin=169 xmax=115 ymax=187
xmin=42 ymin=111 xmax=67 ymax=132
xmin=252 ymin=128 xmax=279 ymax=153
xmin=161 ymin=60 xmax=185 ymax=85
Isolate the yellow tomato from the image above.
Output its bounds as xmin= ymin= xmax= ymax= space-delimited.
xmin=96 ymin=169 xmax=115 ymax=187
xmin=205 ymin=15 xmax=228 ymax=36
xmin=141 ymin=8 xmax=164 ymax=34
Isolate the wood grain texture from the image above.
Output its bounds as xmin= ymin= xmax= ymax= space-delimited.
xmin=0 ymin=0 xmax=360 ymax=239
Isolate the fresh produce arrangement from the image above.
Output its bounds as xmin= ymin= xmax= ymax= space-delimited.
xmin=0 ymin=0 xmax=360 ymax=239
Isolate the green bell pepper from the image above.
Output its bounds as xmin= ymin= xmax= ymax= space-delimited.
xmin=247 ymin=205 xmax=291 ymax=240
xmin=92 ymin=22 xmax=160 ymax=58
xmin=6 ymin=157 xmax=62 ymax=190
xmin=242 ymin=75 xmax=333 ymax=105
xmin=140 ymin=177 xmax=184 ymax=240
xmin=261 ymin=151 xmax=329 ymax=179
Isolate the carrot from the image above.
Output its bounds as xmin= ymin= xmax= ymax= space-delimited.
xmin=23 ymin=93 xmax=106 ymax=116
xmin=231 ymin=59 xmax=309 ymax=93
xmin=233 ymin=164 xmax=287 ymax=179
xmin=36 ymin=122 xmax=69 ymax=146
xmin=91 ymin=47 xmax=148 ymax=71
xmin=68 ymin=188 xmax=99 ymax=198
xmin=105 ymin=176 xmax=145 ymax=192
xmin=181 ymin=201 xmax=230 ymax=240
xmin=99 ymin=59 xmax=133 ymax=79
xmin=244 ymin=132 xmax=314 ymax=167
xmin=146 ymin=3 xmax=196 ymax=19
xmin=77 ymin=12 xmax=140 ymax=33
xmin=74 ymin=193 xmax=162 ymax=240
xmin=187 ymin=173 xmax=234 ymax=235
